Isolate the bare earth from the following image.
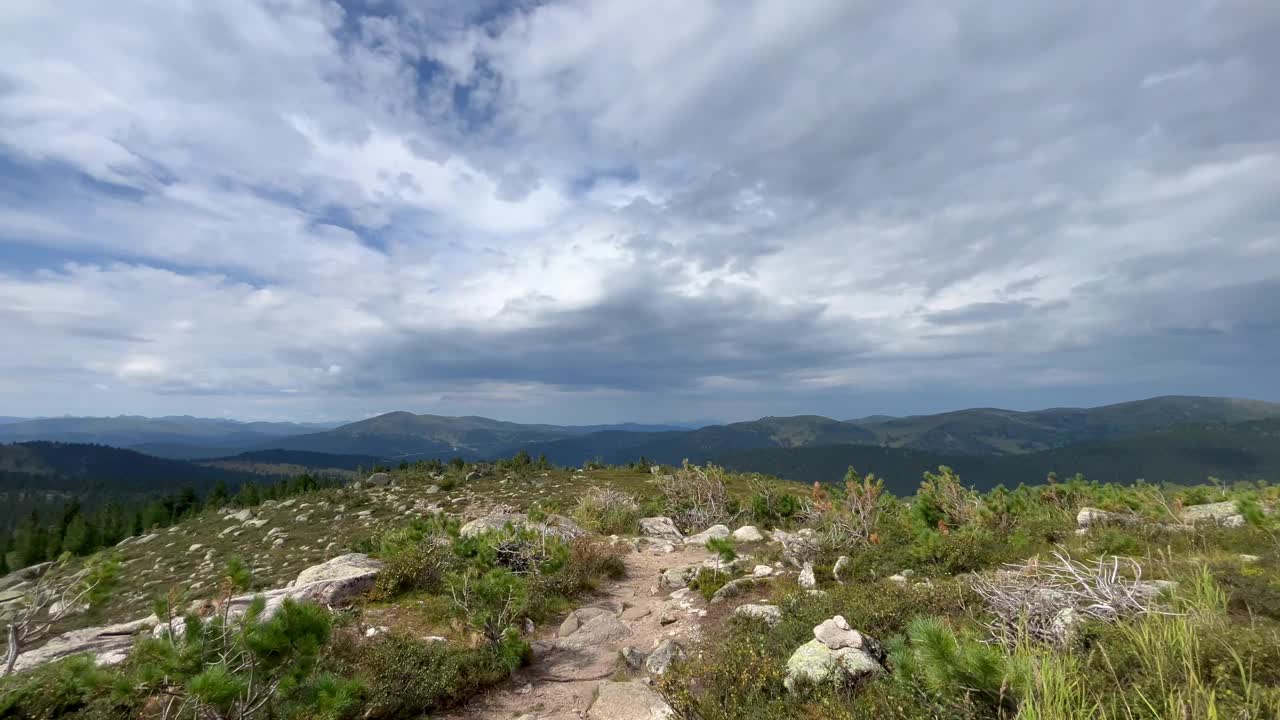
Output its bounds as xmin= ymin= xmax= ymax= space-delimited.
xmin=442 ymin=543 xmax=714 ymax=720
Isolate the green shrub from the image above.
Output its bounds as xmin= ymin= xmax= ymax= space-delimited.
xmin=0 ymin=654 xmax=137 ymax=719
xmin=689 ymin=567 xmax=732 ymax=602
xmin=446 ymin=568 xmax=530 ymax=642
xmin=329 ymin=630 xmax=527 ymax=719
xmin=894 ymin=617 xmax=1023 ymax=718
xmin=370 ymin=537 xmax=454 ymax=601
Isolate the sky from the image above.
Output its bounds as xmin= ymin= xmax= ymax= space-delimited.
xmin=1 ymin=0 xmax=1279 ymax=424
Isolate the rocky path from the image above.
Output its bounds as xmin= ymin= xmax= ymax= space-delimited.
xmin=442 ymin=543 xmax=715 ymax=720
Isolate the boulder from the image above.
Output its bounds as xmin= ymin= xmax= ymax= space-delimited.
xmin=639 ymin=517 xmax=683 ymax=542
xmin=709 ymin=577 xmax=765 ymax=604
xmin=588 ymin=680 xmax=674 ymax=720
xmin=228 ymin=509 xmax=253 ymax=523
xmin=783 ymin=639 xmax=883 ymax=693
xmin=365 ymin=472 xmax=392 ymax=487
xmin=733 ymin=603 xmax=782 ymax=625
xmin=784 ymin=617 xmax=885 ymax=693
xmin=732 ymin=525 xmax=766 ymax=543
xmin=645 ymin=639 xmax=684 ymax=676
xmin=1075 ymin=507 xmax=1117 ymax=530
xmin=752 ymin=564 xmax=774 ymax=578
xmin=660 ymin=566 xmax=694 ymax=590
xmin=684 ymin=525 xmax=731 ymax=545
xmin=459 ymin=512 xmax=584 ymax=540
xmin=557 ymin=607 xmax=632 ymax=649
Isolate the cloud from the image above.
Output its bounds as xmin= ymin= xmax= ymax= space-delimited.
xmin=1 ymin=0 xmax=1278 ymax=422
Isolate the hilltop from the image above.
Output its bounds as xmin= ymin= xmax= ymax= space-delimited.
xmin=2 ymin=456 xmax=1279 ymax=719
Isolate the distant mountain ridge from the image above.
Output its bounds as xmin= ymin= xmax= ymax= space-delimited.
xmin=0 ymin=415 xmax=340 ymax=451
xmin=846 ymin=395 xmax=1280 ymax=455
xmin=713 ymin=416 xmax=1280 ymax=491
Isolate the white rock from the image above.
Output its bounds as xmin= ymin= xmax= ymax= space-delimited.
xmin=639 ymin=517 xmax=683 ymax=541
xmin=752 ymin=564 xmax=774 ymax=578
xmin=813 ymin=615 xmax=864 ymax=650
xmin=732 ymin=525 xmax=766 ymax=542
xmin=798 ymin=562 xmax=816 ymax=589
xmin=684 ymin=525 xmax=731 ymax=545
xmin=733 ymin=604 xmax=782 ymax=625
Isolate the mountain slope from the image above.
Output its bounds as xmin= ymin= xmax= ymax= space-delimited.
xmin=0 ymin=442 xmax=271 ymax=491
xmin=715 ymin=417 xmax=1280 ymax=490
xmin=849 ymin=395 xmax=1280 ymax=455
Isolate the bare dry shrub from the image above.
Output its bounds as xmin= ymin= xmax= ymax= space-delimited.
xmin=972 ymin=549 xmax=1174 ymax=647
xmin=658 ymin=461 xmax=737 ymax=532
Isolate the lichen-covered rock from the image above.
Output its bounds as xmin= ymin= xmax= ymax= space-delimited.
xmin=645 ymin=639 xmax=684 ymax=676
xmin=364 ymin=472 xmax=392 ymax=487
xmin=783 ymin=639 xmax=883 ymax=692
xmin=661 ymin=566 xmax=694 ymax=590
xmin=732 ymin=525 xmax=766 ymax=542
xmin=772 ymin=528 xmax=820 ymax=566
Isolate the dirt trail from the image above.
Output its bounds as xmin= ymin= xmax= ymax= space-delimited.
xmin=443 ymin=543 xmax=714 ymax=720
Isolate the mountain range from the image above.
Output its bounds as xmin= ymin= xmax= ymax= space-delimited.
xmin=5 ymin=397 xmax=1280 ymax=467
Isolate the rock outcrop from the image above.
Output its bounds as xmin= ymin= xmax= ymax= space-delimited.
xmin=460 ymin=512 xmax=585 ymax=540
xmin=639 ymin=517 xmax=683 ymax=542
xmin=588 ymin=680 xmax=674 ymax=720
xmin=556 ymin=607 xmax=631 ymax=650
xmin=772 ymin=528 xmax=820 ymax=566
xmin=13 ymin=553 xmax=383 ymax=674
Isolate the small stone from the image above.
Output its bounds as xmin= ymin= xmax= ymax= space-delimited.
xmin=813 ymin=615 xmax=863 ymax=650
xmin=621 ymin=645 xmax=647 ymax=670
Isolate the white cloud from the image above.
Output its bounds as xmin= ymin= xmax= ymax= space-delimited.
xmin=0 ymin=0 xmax=1278 ymax=421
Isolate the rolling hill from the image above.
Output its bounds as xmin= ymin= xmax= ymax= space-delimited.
xmin=265 ymin=414 xmax=694 ymax=459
